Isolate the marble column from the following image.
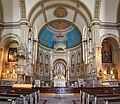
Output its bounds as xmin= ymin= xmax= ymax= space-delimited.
xmin=33 ymin=38 xmax=38 ymax=75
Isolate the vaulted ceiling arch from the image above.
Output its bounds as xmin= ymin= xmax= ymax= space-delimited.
xmin=28 ymin=0 xmax=92 ymax=22
xmin=29 ymin=3 xmax=92 ymax=25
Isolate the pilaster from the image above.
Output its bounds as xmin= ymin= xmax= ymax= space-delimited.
xmin=0 ymin=46 xmax=3 ymax=78
xmin=15 ymin=20 xmax=31 ymax=83
xmin=91 ymin=24 xmax=102 ymax=73
xmin=33 ymin=38 xmax=38 ymax=75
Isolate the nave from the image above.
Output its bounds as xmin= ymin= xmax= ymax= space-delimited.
xmin=1 ymin=85 xmax=120 ymax=104
xmin=40 ymin=93 xmax=80 ymax=104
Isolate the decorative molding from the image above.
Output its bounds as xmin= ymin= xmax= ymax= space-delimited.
xmin=54 ymin=7 xmax=67 ymax=18
xmin=90 ymin=20 xmax=120 ymax=30
xmin=94 ymin=0 xmax=101 ymax=20
xmin=100 ymin=34 xmax=119 ymax=47
xmin=41 ymin=3 xmax=47 ymax=23
xmin=19 ymin=0 xmax=26 ymax=18
xmin=31 ymin=3 xmax=90 ymax=26
xmin=73 ymin=11 xmax=77 ymax=23
xmin=73 ymin=3 xmax=79 ymax=23
xmin=28 ymin=0 xmax=92 ymax=23
xmin=0 ymin=33 xmax=20 ymax=42
xmin=0 ymin=20 xmax=31 ymax=29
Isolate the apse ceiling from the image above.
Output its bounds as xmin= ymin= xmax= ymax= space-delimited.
xmin=39 ymin=20 xmax=81 ymax=49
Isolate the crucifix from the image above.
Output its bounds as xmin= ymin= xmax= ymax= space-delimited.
xmin=56 ymin=33 xmax=64 ymax=41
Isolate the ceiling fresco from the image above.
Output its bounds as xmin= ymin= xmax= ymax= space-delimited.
xmin=39 ymin=20 xmax=81 ymax=49
xmin=54 ymin=7 xmax=67 ymax=18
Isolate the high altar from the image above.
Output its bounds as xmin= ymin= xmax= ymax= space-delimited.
xmin=54 ymin=79 xmax=66 ymax=87
xmin=52 ymin=62 xmax=68 ymax=87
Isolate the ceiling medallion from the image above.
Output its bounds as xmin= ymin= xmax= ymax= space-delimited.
xmin=54 ymin=7 xmax=67 ymax=18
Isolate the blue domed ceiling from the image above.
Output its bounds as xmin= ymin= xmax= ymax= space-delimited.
xmin=39 ymin=20 xmax=81 ymax=49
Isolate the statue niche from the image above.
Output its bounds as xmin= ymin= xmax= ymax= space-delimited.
xmin=54 ymin=62 xmax=66 ymax=79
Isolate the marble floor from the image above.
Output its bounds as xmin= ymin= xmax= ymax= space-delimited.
xmin=40 ymin=93 xmax=80 ymax=104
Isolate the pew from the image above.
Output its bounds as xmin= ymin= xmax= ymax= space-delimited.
xmin=0 ymin=86 xmax=40 ymax=104
xmin=0 ymin=93 xmax=27 ymax=104
xmin=0 ymin=98 xmax=16 ymax=104
xmin=80 ymin=86 xmax=120 ymax=104
xmin=104 ymin=98 xmax=120 ymax=104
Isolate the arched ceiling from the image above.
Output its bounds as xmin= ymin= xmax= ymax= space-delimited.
xmin=0 ymin=0 xmax=120 ymax=49
xmin=0 ymin=0 xmax=119 ymax=23
xmin=39 ymin=20 xmax=81 ymax=48
xmin=28 ymin=0 xmax=93 ymax=41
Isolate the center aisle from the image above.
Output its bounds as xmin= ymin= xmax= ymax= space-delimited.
xmin=39 ymin=93 xmax=80 ymax=104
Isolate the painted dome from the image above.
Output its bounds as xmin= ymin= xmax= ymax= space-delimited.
xmin=39 ymin=20 xmax=81 ymax=49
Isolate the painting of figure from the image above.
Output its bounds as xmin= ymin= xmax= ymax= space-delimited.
xmin=102 ymin=44 xmax=112 ymax=63
xmin=8 ymin=48 xmax=18 ymax=62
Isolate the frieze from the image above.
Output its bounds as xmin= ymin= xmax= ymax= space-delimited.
xmin=0 ymin=20 xmax=31 ymax=29
xmin=94 ymin=0 xmax=101 ymax=19
xmin=19 ymin=0 xmax=26 ymax=18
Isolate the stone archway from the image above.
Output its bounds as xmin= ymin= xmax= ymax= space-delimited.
xmin=101 ymin=37 xmax=120 ymax=80
xmin=53 ymin=59 xmax=67 ymax=79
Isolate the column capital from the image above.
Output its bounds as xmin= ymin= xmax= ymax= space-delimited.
xmin=19 ymin=19 xmax=31 ymax=27
xmin=94 ymin=45 xmax=102 ymax=48
xmin=33 ymin=38 xmax=38 ymax=42
xmin=0 ymin=46 xmax=3 ymax=51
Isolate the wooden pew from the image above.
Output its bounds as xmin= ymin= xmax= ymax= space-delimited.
xmin=104 ymin=98 xmax=120 ymax=104
xmin=0 ymin=86 xmax=40 ymax=104
xmin=0 ymin=98 xmax=16 ymax=104
xmin=0 ymin=93 xmax=27 ymax=104
xmin=80 ymin=86 xmax=120 ymax=104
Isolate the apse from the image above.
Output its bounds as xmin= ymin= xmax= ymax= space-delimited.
xmin=39 ymin=20 xmax=81 ymax=49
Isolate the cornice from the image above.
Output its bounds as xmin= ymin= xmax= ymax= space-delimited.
xmin=0 ymin=19 xmax=32 ymax=29
xmin=89 ymin=20 xmax=120 ymax=30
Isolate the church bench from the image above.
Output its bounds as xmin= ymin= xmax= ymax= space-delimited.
xmin=0 ymin=97 xmax=16 ymax=104
xmin=7 ymin=92 xmax=33 ymax=104
xmin=0 ymin=86 xmax=40 ymax=104
xmin=0 ymin=93 xmax=27 ymax=104
xmin=93 ymin=94 xmax=120 ymax=104
xmin=104 ymin=98 xmax=120 ymax=104
xmin=2 ymin=90 xmax=39 ymax=104
xmin=80 ymin=86 xmax=120 ymax=104
xmin=13 ymin=89 xmax=40 ymax=104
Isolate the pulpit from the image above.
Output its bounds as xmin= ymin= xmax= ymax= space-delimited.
xmin=54 ymin=79 xmax=66 ymax=87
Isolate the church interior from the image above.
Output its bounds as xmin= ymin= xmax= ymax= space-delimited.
xmin=0 ymin=0 xmax=120 ymax=104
